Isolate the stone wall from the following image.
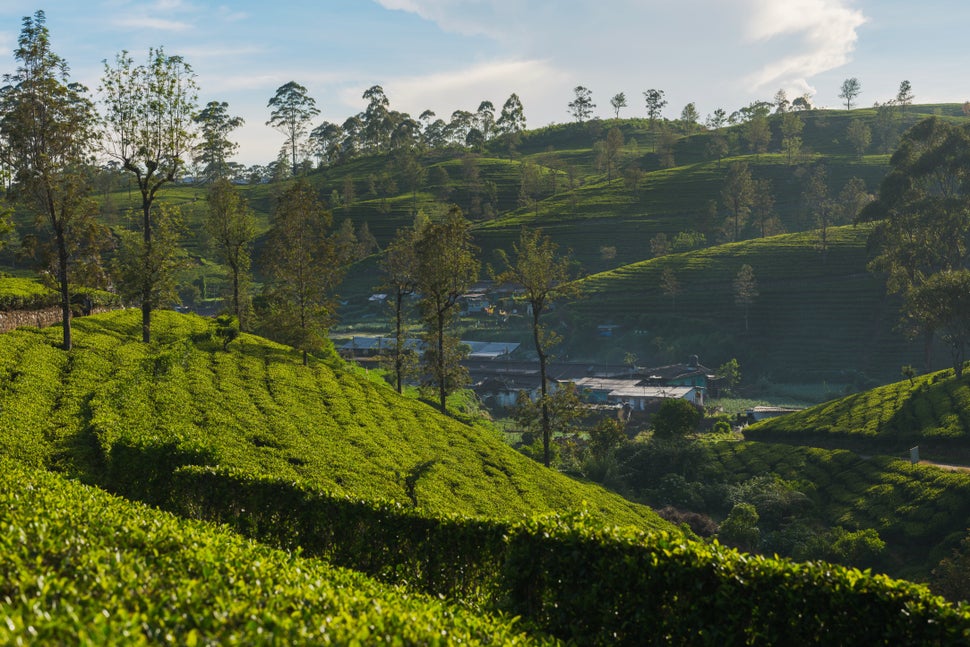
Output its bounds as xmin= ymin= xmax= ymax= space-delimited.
xmin=0 ymin=307 xmax=116 ymax=334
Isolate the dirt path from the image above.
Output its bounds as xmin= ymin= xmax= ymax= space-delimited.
xmin=918 ymin=460 xmax=970 ymax=472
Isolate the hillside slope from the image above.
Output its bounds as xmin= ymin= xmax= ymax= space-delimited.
xmin=0 ymin=309 xmax=668 ymax=530
xmin=557 ymin=223 xmax=928 ymax=380
xmin=747 ymin=366 xmax=970 ymax=458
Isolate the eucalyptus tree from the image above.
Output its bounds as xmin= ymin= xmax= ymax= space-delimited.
xmin=866 ymin=117 xmax=970 ymax=368
xmin=0 ymin=10 xmax=103 ymax=350
xmin=721 ymin=161 xmax=754 ymax=241
xmin=415 ymin=207 xmax=479 ymax=413
xmin=496 ymin=226 xmax=580 ymax=467
xmin=205 ymin=178 xmax=257 ymax=328
xmin=474 ymin=100 xmax=496 ymax=141
xmin=733 ymin=264 xmax=759 ymax=332
xmin=680 ymin=102 xmax=699 ymax=138
xmin=193 ymin=100 xmax=244 ymax=181
xmin=610 ymin=92 xmax=627 ymax=118
xmin=496 ymin=93 xmax=526 ymax=156
xmin=896 ymin=80 xmax=914 ymax=106
xmin=380 ymin=225 xmax=421 ymax=393
xmin=568 ymin=85 xmax=595 ymax=123
xmin=261 ymin=178 xmax=341 ymax=366
xmin=266 ymin=81 xmax=319 ymax=176
xmin=309 ymin=120 xmax=344 ymax=165
xmin=361 ymin=85 xmax=391 ymax=151
xmin=839 ymin=77 xmax=861 ymax=110
xmin=101 ymin=46 xmax=198 ymax=343
xmin=643 ymin=88 xmax=667 ymax=127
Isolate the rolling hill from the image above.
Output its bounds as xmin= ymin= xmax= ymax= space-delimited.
xmin=0 ymin=308 xmax=667 ymax=528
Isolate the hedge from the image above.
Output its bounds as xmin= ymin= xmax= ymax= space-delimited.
xmin=169 ymin=466 xmax=970 ymax=645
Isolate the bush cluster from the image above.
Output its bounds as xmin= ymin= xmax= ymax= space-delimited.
xmin=168 ymin=465 xmax=970 ymax=645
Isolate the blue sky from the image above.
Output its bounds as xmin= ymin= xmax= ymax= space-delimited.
xmin=0 ymin=0 xmax=966 ymax=165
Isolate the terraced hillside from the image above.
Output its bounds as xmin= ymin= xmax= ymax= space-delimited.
xmin=747 ymin=367 xmax=970 ymax=458
xmin=0 ymin=308 xmax=666 ymax=528
xmin=558 ymin=223 xmax=926 ymax=379
xmin=3 ymin=311 xmax=970 ymax=642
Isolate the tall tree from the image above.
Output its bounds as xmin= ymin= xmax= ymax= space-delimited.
xmin=660 ymin=267 xmax=681 ymax=310
xmin=568 ymin=85 xmax=595 ymax=123
xmin=745 ymin=113 xmax=771 ymax=155
xmin=680 ymin=102 xmax=699 ymax=138
xmin=0 ymin=11 xmax=102 ymax=351
xmin=496 ymin=227 xmax=580 ymax=467
xmin=780 ymin=111 xmax=804 ymax=165
xmin=846 ymin=119 xmax=871 ymax=157
xmin=610 ymin=92 xmax=627 ymax=118
xmin=866 ymin=118 xmax=970 ymax=368
xmin=804 ymin=164 xmax=836 ymax=262
xmin=266 ymin=81 xmax=319 ymax=176
xmin=496 ymin=93 xmax=526 ymax=156
xmin=751 ymin=178 xmax=780 ymax=238
xmin=839 ymin=77 xmax=862 ymax=110
xmin=415 ymin=207 xmax=479 ymax=413
xmin=733 ymin=264 xmax=759 ymax=332
xmin=262 ymin=178 xmax=342 ymax=365
xmin=643 ymin=88 xmax=667 ymax=129
xmin=904 ymin=270 xmax=970 ymax=377
xmin=361 ymin=84 xmax=391 ymax=151
xmin=596 ymin=127 xmax=624 ymax=184
xmin=474 ymin=100 xmax=496 ymax=142
xmin=380 ymin=225 xmax=421 ymax=393
xmin=773 ymin=88 xmax=790 ymax=113
xmin=193 ymin=100 xmax=244 ymax=181
xmin=205 ymin=178 xmax=256 ymax=328
xmin=722 ymin=161 xmax=754 ymax=241
xmin=896 ymin=80 xmax=914 ymax=106
xmin=101 ymin=47 xmax=198 ymax=343
xmin=113 ymin=204 xmax=186 ymax=325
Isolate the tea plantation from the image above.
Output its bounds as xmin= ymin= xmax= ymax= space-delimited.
xmin=1 ymin=310 xmax=969 ymax=643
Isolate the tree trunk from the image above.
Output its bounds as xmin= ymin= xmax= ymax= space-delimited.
xmin=534 ymin=309 xmax=551 ymax=468
xmin=142 ymin=199 xmax=152 ymax=344
xmin=395 ymin=291 xmax=404 ymax=393
xmin=437 ymin=308 xmax=447 ymax=413
xmin=56 ymin=232 xmax=72 ymax=351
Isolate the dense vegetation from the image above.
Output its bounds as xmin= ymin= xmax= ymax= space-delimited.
xmin=747 ymin=367 xmax=970 ymax=455
xmin=0 ymin=309 xmax=663 ymax=527
xmin=0 ymin=457 xmax=544 ymax=645
xmin=2 ymin=310 xmax=968 ymax=642
xmin=4 ymin=11 xmax=970 ymax=640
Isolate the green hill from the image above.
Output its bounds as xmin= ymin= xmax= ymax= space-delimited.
xmin=3 ymin=312 xmax=970 ymax=642
xmin=0 ymin=308 xmax=665 ymax=528
xmin=747 ymin=367 xmax=970 ymax=457
xmin=553 ymin=223 xmax=926 ymax=380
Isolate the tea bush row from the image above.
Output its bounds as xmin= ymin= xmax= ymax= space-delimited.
xmin=0 ymin=457 xmax=544 ymax=646
xmin=167 ymin=464 xmax=970 ymax=645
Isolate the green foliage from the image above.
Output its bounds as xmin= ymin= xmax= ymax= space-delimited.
xmin=719 ymin=502 xmax=761 ymax=551
xmin=0 ymin=457 xmax=540 ymax=645
xmin=932 ymin=531 xmax=970 ymax=602
xmin=0 ymin=309 xmax=666 ymax=527
xmin=747 ymin=368 xmax=970 ymax=450
xmin=0 ymin=312 xmax=969 ymax=643
xmin=652 ymin=398 xmax=702 ymax=439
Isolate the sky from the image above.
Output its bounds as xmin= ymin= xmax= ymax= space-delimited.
xmin=0 ymin=0 xmax=966 ymax=166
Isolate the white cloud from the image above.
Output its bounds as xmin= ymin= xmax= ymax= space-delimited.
xmin=744 ymin=0 xmax=867 ymax=94
xmin=374 ymin=0 xmax=515 ymax=39
xmin=111 ymin=16 xmax=192 ymax=31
